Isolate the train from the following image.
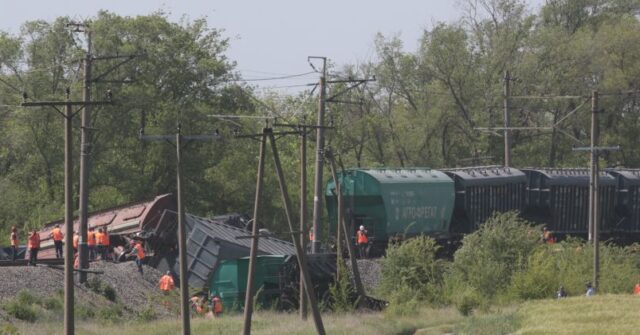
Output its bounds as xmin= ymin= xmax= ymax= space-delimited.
xmin=325 ymin=167 xmax=640 ymax=255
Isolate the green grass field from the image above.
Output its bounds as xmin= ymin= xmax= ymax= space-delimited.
xmin=5 ymin=294 xmax=640 ymax=334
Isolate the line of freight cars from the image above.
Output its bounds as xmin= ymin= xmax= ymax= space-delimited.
xmin=325 ymin=167 xmax=640 ymax=255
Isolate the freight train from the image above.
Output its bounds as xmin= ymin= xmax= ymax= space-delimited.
xmin=325 ymin=167 xmax=640 ymax=255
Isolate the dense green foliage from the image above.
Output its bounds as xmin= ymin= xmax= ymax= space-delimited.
xmin=3 ymin=1 xmax=640 ymax=240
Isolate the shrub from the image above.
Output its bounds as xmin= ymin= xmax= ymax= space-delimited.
xmin=102 ymin=284 xmax=117 ymax=302
xmin=75 ymin=304 xmax=95 ymax=320
xmin=42 ymin=296 xmax=63 ymax=311
xmin=137 ymin=305 xmax=157 ymax=321
xmin=0 ymin=323 xmax=20 ymax=335
xmin=3 ymin=301 xmax=37 ymax=322
xmin=446 ymin=212 xmax=540 ymax=303
xmin=85 ymin=277 xmax=117 ymax=302
xmin=379 ymin=235 xmax=447 ymax=305
xmin=96 ymin=304 xmax=124 ymax=323
xmin=328 ymin=259 xmax=356 ymax=312
xmin=15 ymin=290 xmax=40 ymax=306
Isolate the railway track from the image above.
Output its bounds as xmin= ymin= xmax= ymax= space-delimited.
xmin=0 ymin=258 xmax=65 ymax=267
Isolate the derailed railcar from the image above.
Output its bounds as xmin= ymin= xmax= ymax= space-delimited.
xmin=522 ymin=168 xmax=616 ymax=237
xmin=325 ymin=168 xmax=455 ymax=253
xmin=443 ymin=167 xmax=527 ymax=235
xmin=607 ymin=169 xmax=640 ymax=238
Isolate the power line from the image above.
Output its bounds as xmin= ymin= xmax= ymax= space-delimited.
xmin=228 ymin=71 xmax=316 ymax=82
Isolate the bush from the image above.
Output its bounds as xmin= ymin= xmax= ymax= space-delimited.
xmin=379 ymin=236 xmax=447 ymax=305
xmin=102 ymin=284 xmax=117 ymax=302
xmin=137 ymin=305 xmax=157 ymax=321
xmin=446 ymin=212 xmax=540 ymax=304
xmin=42 ymin=296 xmax=63 ymax=311
xmin=328 ymin=260 xmax=356 ymax=312
xmin=75 ymin=304 xmax=95 ymax=320
xmin=0 ymin=323 xmax=20 ymax=335
xmin=15 ymin=290 xmax=40 ymax=306
xmin=3 ymin=301 xmax=37 ymax=322
xmin=85 ymin=277 xmax=117 ymax=302
xmin=96 ymin=304 xmax=124 ymax=323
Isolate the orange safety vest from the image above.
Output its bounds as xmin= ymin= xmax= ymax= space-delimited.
xmin=87 ymin=231 xmax=96 ymax=246
xmin=134 ymin=242 xmax=145 ymax=260
xmin=95 ymin=232 xmax=105 ymax=246
xmin=51 ymin=228 xmax=63 ymax=241
xmin=634 ymin=284 xmax=640 ymax=296
xmin=356 ymin=230 xmax=368 ymax=244
xmin=159 ymin=275 xmax=175 ymax=291
xmin=28 ymin=232 xmax=40 ymax=249
xmin=73 ymin=234 xmax=79 ymax=249
xmin=212 ymin=297 xmax=223 ymax=313
xmin=10 ymin=232 xmax=18 ymax=247
xmin=309 ymin=231 xmax=314 ymax=241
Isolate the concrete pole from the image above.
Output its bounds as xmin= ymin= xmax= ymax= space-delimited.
xmin=268 ymin=130 xmax=326 ymax=335
xmin=588 ymin=91 xmax=598 ymax=242
xmin=299 ymin=127 xmax=308 ymax=320
xmin=591 ymin=91 xmax=600 ymax=290
xmin=242 ymin=130 xmax=267 ymax=335
xmin=176 ymin=125 xmax=191 ymax=335
xmin=64 ymin=89 xmax=75 ymax=335
xmin=311 ymin=58 xmax=327 ymax=253
xmin=504 ymin=70 xmax=511 ymax=167
xmin=78 ymin=32 xmax=92 ymax=283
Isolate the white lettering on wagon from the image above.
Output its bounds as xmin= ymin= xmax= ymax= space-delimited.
xmin=395 ymin=206 xmax=439 ymax=220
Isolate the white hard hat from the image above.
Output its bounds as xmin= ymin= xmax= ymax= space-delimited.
xmin=359 ymin=225 xmax=365 ymax=231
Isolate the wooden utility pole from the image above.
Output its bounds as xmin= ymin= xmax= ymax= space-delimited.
xmin=78 ymin=30 xmax=92 ymax=283
xmin=242 ymin=129 xmax=267 ymax=335
xmin=21 ymin=89 xmax=111 ymax=335
xmin=140 ymin=125 xmax=220 ymax=335
xmin=310 ymin=56 xmax=327 ymax=254
xmin=299 ymin=126 xmax=308 ymax=320
xmin=268 ymin=129 xmax=326 ymax=335
xmin=504 ymin=70 xmax=511 ymax=167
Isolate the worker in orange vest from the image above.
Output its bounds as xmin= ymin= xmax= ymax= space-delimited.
xmin=87 ymin=227 xmax=96 ymax=261
xmin=159 ymin=271 xmax=175 ymax=293
xmin=131 ymin=240 xmax=145 ymax=275
xmin=95 ymin=228 xmax=105 ymax=261
xmin=50 ymin=224 xmax=64 ymax=259
xmin=634 ymin=283 xmax=640 ymax=296
xmin=72 ymin=231 xmax=79 ymax=253
xmin=356 ymin=225 xmax=369 ymax=259
xmin=10 ymin=226 xmax=19 ymax=261
xmin=211 ymin=295 xmax=223 ymax=317
xmin=28 ymin=230 xmax=40 ymax=266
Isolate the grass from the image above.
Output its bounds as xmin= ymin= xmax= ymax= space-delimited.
xmin=7 ymin=294 xmax=640 ymax=334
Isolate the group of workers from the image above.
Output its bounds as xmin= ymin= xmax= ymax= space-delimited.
xmin=9 ymin=225 xmax=115 ymax=265
xmin=159 ymin=271 xmax=223 ymax=317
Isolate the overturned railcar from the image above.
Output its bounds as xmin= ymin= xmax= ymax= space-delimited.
xmin=522 ymin=168 xmax=616 ymax=237
xmin=443 ymin=166 xmax=527 ymax=235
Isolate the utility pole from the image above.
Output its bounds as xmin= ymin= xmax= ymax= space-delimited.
xmin=140 ymin=125 xmax=220 ymax=335
xmin=242 ymin=128 xmax=267 ymax=335
xmin=299 ymin=124 xmax=308 ymax=320
xmin=572 ymin=90 xmax=620 ymax=292
xmin=504 ymin=70 xmax=511 ymax=167
xmin=78 ymin=27 xmax=92 ymax=283
xmin=21 ymin=89 xmax=111 ymax=335
xmin=309 ymin=56 xmax=327 ymax=254
xmin=69 ymin=22 xmax=138 ymax=283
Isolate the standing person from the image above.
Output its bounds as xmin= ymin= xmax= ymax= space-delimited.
xmin=87 ymin=227 xmax=96 ymax=261
xmin=356 ymin=225 xmax=369 ymax=259
xmin=103 ymin=229 xmax=111 ymax=261
xmin=49 ymin=224 xmax=64 ymax=259
xmin=159 ymin=271 xmax=175 ymax=294
xmin=585 ymin=282 xmax=595 ymax=297
xmin=211 ymin=295 xmax=223 ymax=317
xmin=72 ymin=231 xmax=79 ymax=254
xmin=557 ymin=286 xmax=567 ymax=299
xmin=28 ymin=230 xmax=40 ymax=266
xmin=95 ymin=228 xmax=105 ymax=261
xmin=131 ymin=240 xmax=145 ymax=275
xmin=634 ymin=283 xmax=640 ymax=296
xmin=10 ymin=226 xmax=19 ymax=262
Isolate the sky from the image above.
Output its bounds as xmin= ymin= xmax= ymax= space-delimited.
xmin=0 ymin=0 xmax=546 ymax=93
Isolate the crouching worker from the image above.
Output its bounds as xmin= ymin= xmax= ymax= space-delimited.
xmin=159 ymin=271 xmax=175 ymax=294
xmin=211 ymin=295 xmax=223 ymax=317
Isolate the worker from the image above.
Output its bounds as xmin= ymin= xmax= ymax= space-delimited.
xmin=72 ymin=231 xmax=79 ymax=253
xmin=211 ymin=295 xmax=223 ymax=317
xmin=356 ymin=225 xmax=369 ymax=259
xmin=190 ymin=295 xmax=205 ymax=315
xmin=10 ymin=226 xmax=19 ymax=262
xmin=585 ymin=282 xmax=595 ymax=297
xmin=542 ymin=227 xmax=556 ymax=244
xmin=95 ymin=228 xmax=105 ymax=261
xmin=634 ymin=283 xmax=640 ymax=296
xmin=50 ymin=224 xmax=64 ymax=259
xmin=557 ymin=286 xmax=567 ymax=299
xmin=28 ymin=229 xmax=40 ymax=266
xmin=131 ymin=240 xmax=145 ymax=275
xmin=87 ymin=227 xmax=96 ymax=261
xmin=159 ymin=271 xmax=175 ymax=293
